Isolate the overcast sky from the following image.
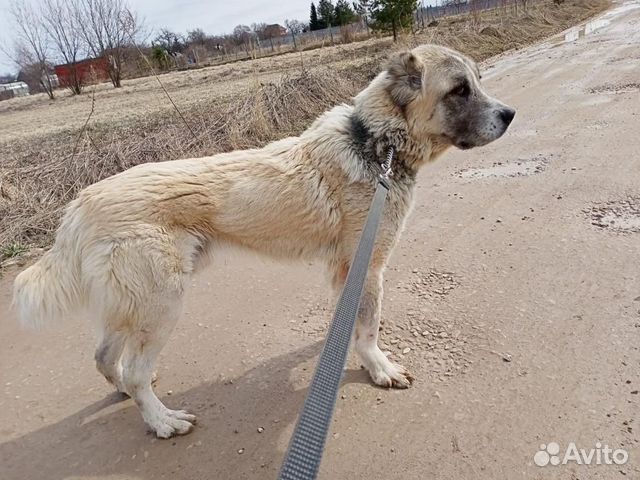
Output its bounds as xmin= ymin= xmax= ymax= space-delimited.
xmin=0 ymin=0 xmax=317 ymax=73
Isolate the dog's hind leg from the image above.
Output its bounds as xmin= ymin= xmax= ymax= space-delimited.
xmin=120 ymin=296 xmax=196 ymax=438
xmin=354 ymin=270 xmax=414 ymax=389
xmin=95 ymin=329 xmax=127 ymax=394
xmin=96 ymin=234 xmax=197 ymax=438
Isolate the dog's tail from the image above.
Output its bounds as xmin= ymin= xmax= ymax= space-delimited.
xmin=13 ymin=240 xmax=83 ymax=330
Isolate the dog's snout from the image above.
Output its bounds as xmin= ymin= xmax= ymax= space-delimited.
xmin=499 ymin=107 xmax=516 ymax=126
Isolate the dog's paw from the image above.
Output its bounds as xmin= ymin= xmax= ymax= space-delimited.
xmin=369 ymin=361 xmax=414 ymax=389
xmin=146 ymin=409 xmax=196 ymax=439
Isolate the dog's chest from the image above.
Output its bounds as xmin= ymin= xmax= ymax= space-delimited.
xmin=384 ymin=180 xmax=415 ymax=231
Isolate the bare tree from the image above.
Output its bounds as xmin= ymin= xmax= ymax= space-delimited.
xmin=232 ymin=25 xmax=254 ymax=56
xmin=251 ymin=23 xmax=267 ymax=39
xmin=185 ymin=28 xmax=208 ymax=64
xmin=153 ymin=28 xmax=184 ymax=54
xmin=285 ymin=19 xmax=306 ymax=50
xmin=41 ymin=0 xmax=85 ymax=94
xmin=12 ymin=47 xmax=56 ymax=94
xmin=4 ymin=0 xmax=55 ymax=99
xmin=353 ymin=0 xmax=371 ymax=35
xmin=75 ymin=0 xmax=142 ymax=88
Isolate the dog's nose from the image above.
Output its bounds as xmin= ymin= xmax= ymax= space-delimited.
xmin=499 ymin=107 xmax=516 ymax=126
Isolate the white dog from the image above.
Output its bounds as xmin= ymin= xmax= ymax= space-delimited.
xmin=14 ymin=45 xmax=515 ymax=438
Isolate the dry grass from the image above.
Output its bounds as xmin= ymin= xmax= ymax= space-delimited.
xmin=0 ymin=0 xmax=610 ymax=263
xmin=0 ymin=70 xmax=358 ymax=251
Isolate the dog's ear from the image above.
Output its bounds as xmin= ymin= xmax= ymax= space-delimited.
xmin=386 ymin=51 xmax=423 ymax=107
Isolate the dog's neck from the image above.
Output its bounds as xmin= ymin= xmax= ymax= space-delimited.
xmin=349 ymin=111 xmax=429 ymax=184
xmin=350 ymin=103 xmax=450 ymax=182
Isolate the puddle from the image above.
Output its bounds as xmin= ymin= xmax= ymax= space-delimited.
xmin=588 ymin=198 xmax=640 ymax=234
xmin=584 ymin=18 xmax=610 ymax=36
xmin=457 ymin=155 xmax=549 ymax=179
xmin=558 ymin=19 xmax=605 ymax=44
xmin=561 ymin=28 xmax=580 ymax=43
xmin=554 ymin=1 xmax=640 ymax=45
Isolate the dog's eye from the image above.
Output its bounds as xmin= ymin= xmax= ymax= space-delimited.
xmin=451 ymin=82 xmax=470 ymax=97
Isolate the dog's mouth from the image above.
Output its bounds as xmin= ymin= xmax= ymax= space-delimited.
xmin=451 ymin=135 xmax=482 ymax=150
xmin=456 ymin=140 xmax=473 ymax=150
xmin=439 ymin=134 xmax=474 ymax=150
xmin=445 ymin=131 xmax=487 ymax=151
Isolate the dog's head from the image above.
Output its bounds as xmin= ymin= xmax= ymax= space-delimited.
xmin=385 ymin=45 xmax=515 ymax=150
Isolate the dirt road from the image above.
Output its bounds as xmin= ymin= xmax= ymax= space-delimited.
xmin=2 ymin=2 xmax=640 ymax=479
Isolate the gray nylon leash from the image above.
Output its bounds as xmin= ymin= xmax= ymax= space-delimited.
xmin=277 ymin=148 xmax=394 ymax=480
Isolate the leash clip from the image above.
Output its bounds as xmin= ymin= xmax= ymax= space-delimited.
xmin=379 ymin=146 xmax=394 ymax=179
xmin=379 ymin=146 xmax=394 ymax=189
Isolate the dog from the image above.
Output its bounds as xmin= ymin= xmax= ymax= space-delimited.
xmin=13 ymin=45 xmax=515 ymax=438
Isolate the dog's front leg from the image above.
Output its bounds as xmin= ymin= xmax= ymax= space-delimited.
xmin=355 ymin=270 xmax=414 ymax=388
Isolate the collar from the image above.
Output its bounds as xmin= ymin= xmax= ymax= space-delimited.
xmin=348 ymin=113 xmax=417 ymax=186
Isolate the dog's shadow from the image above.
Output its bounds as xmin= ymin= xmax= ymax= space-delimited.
xmin=1 ymin=341 xmax=372 ymax=480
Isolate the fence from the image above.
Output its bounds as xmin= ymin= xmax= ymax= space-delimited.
xmin=159 ymin=0 xmax=540 ymax=70
xmin=418 ymin=0 xmax=540 ymax=23
xmin=281 ymin=22 xmax=369 ymax=47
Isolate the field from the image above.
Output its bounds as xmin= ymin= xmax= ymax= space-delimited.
xmin=0 ymin=0 xmax=609 ymax=263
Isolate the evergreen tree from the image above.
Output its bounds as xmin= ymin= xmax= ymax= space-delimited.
xmin=318 ymin=0 xmax=335 ymax=29
xmin=334 ymin=0 xmax=357 ymax=25
xmin=369 ymin=0 xmax=417 ymax=41
xmin=310 ymin=3 xmax=322 ymax=31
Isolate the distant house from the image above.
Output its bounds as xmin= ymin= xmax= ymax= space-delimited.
xmin=54 ymin=57 xmax=110 ymax=88
xmin=259 ymin=24 xmax=288 ymax=50
xmin=0 ymin=82 xmax=29 ymax=101
xmin=264 ymin=24 xmax=287 ymax=38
